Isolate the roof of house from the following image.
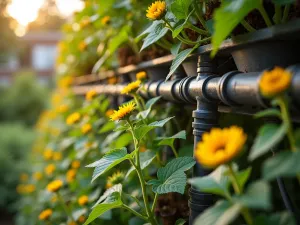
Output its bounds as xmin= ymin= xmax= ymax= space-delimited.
xmin=21 ymin=31 xmax=62 ymax=43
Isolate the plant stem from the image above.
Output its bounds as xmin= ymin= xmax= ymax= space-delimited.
xmin=227 ymin=164 xmax=253 ymax=225
xmin=56 ymin=192 xmax=75 ymax=222
xmin=188 ymin=23 xmax=210 ymax=36
xmin=127 ymin=120 xmax=158 ymax=225
xmin=122 ymin=204 xmax=148 ymax=221
xmin=170 ymin=145 xmax=179 ymax=158
xmin=133 ymin=94 xmax=143 ymax=112
xmin=274 ymin=5 xmax=282 ymax=24
xmin=258 ymin=5 xmax=273 ymax=27
xmin=277 ymin=96 xmax=296 ymax=152
xmin=151 ymin=193 xmax=158 ymax=212
xmin=240 ymin=20 xmax=256 ymax=32
xmin=193 ymin=1 xmax=208 ymax=31
xmin=282 ymin=4 xmax=291 ymax=23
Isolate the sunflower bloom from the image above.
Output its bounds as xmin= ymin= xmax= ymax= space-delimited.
xmin=53 ymin=152 xmax=62 ymax=161
xmin=66 ymin=112 xmax=81 ymax=125
xmin=110 ymin=102 xmax=136 ymax=121
xmin=57 ymin=104 xmax=69 ymax=113
xmin=33 ymin=172 xmax=43 ymax=181
xmin=105 ymin=109 xmax=114 ymax=117
xmin=136 ymin=71 xmax=147 ymax=80
xmin=81 ymin=123 xmax=92 ymax=134
xmin=195 ymin=126 xmax=247 ymax=168
xmin=259 ymin=67 xmax=292 ymax=97
xmin=72 ymin=160 xmax=81 ymax=169
xmin=146 ymin=1 xmax=166 ymax=20
xmin=43 ymin=148 xmax=53 ymax=160
xmin=45 ymin=164 xmax=56 ymax=176
xmin=101 ymin=16 xmax=110 ymax=25
xmin=78 ymin=215 xmax=86 ymax=223
xmin=47 ymin=180 xmax=63 ymax=192
xmin=86 ymin=89 xmax=97 ymax=101
xmin=68 ymin=222 xmax=77 ymax=225
xmin=78 ymin=195 xmax=89 ymax=206
xmin=107 ymin=171 xmax=124 ymax=188
xmin=39 ymin=209 xmax=52 ymax=221
xmin=79 ymin=41 xmax=87 ymax=51
xmin=66 ymin=169 xmax=77 ymax=183
xmin=121 ymin=80 xmax=141 ymax=95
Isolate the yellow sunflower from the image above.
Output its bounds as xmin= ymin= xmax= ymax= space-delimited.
xmin=86 ymin=89 xmax=97 ymax=101
xmin=195 ymin=126 xmax=247 ymax=168
xmin=39 ymin=209 xmax=52 ymax=221
xmin=43 ymin=148 xmax=53 ymax=160
xmin=136 ymin=71 xmax=147 ymax=80
xmin=81 ymin=123 xmax=92 ymax=134
xmin=259 ymin=67 xmax=292 ymax=97
xmin=121 ymin=80 xmax=141 ymax=95
xmin=101 ymin=16 xmax=110 ymax=25
xmin=53 ymin=152 xmax=62 ymax=161
xmin=105 ymin=109 xmax=114 ymax=117
xmin=45 ymin=164 xmax=56 ymax=176
xmin=78 ymin=215 xmax=86 ymax=223
xmin=33 ymin=172 xmax=43 ymax=181
xmin=78 ymin=195 xmax=89 ymax=206
xmin=110 ymin=102 xmax=136 ymax=121
xmin=72 ymin=160 xmax=81 ymax=169
xmin=47 ymin=180 xmax=63 ymax=192
xmin=66 ymin=112 xmax=81 ymax=125
xmin=66 ymin=169 xmax=77 ymax=183
xmin=146 ymin=1 xmax=166 ymax=20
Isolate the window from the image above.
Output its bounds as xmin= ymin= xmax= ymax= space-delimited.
xmin=32 ymin=45 xmax=57 ymax=70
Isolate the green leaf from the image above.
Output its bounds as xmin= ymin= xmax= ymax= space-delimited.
xmin=141 ymin=23 xmax=168 ymax=51
xmin=157 ymin=130 xmax=186 ymax=147
xmin=254 ymin=109 xmax=281 ymax=119
xmin=148 ymin=157 xmax=195 ymax=194
xmin=171 ymin=42 xmax=182 ymax=55
xmin=272 ymin=0 xmax=295 ymax=5
xmin=248 ymin=123 xmax=288 ymax=161
xmin=99 ymin=121 xmax=116 ymax=134
xmin=194 ymin=200 xmax=241 ymax=225
xmin=137 ymin=96 xmax=162 ymax=119
xmin=189 ymin=166 xmax=230 ymax=197
xmin=263 ymin=151 xmax=300 ymax=180
xmin=166 ymin=47 xmax=197 ymax=81
xmin=254 ymin=212 xmax=296 ymax=225
xmin=175 ymin=218 xmax=186 ymax=225
xmin=93 ymin=184 xmax=122 ymax=208
xmin=136 ymin=21 xmax=162 ymax=42
xmin=146 ymin=96 xmax=162 ymax=109
xmin=235 ymin=167 xmax=252 ymax=191
xmin=234 ymin=181 xmax=271 ymax=210
xmin=83 ymin=193 xmax=122 ymax=225
xmin=211 ymin=0 xmax=260 ymax=57
xmin=114 ymin=133 xmax=133 ymax=148
xmin=171 ymin=0 xmax=192 ymax=20
xmin=126 ymin=150 xmax=156 ymax=178
xmin=108 ymin=25 xmax=129 ymax=53
xmin=86 ymin=148 xmax=131 ymax=182
xmin=134 ymin=117 xmax=174 ymax=140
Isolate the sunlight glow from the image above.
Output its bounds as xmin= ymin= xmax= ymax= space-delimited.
xmin=55 ymin=0 xmax=84 ymax=16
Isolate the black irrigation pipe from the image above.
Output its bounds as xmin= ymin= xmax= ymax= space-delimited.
xmin=73 ymin=55 xmax=300 ymax=224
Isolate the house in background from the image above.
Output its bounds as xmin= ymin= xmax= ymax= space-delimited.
xmin=0 ymin=31 xmax=61 ymax=85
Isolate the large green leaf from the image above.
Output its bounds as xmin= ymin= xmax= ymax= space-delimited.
xmin=235 ymin=167 xmax=252 ymax=192
xmin=148 ymin=157 xmax=195 ymax=194
xmin=93 ymin=184 xmax=122 ymax=208
xmin=194 ymin=200 xmax=241 ymax=225
xmin=166 ymin=47 xmax=197 ymax=80
xmin=99 ymin=121 xmax=116 ymax=134
xmin=189 ymin=166 xmax=230 ymax=197
xmin=234 ymin=181 xmax=271 ymax=210
xmin=175 ymin=218 xmax=186 ymax=225
xmin=211 ymin=0 xmax=260 ymax=56
xmin=141 ymin=23 xmax=168 ymax=51
xmin=126 ymin=150 xmax=156 ymax=178
xmin=172 ymin=10 xmax=194 ymax=38
xmin=248 ymin=123 xmax=288 ymax=161
xmin=86 ymin=148 xmax=131 ymax=182
xmin=114 ymin=133 xmax=133 ymax=148
xmin=157 ymin=130 xmax=186 ymax=147
xmin=83 ymin=193 xmax=122 ymax=225
xmin=134 ymin=117 xmax=174 ymax=140
xmin=171 ymin=0 xmax=192 ymax=20
xmin=263 ymin=151 xmax=300 ymax=180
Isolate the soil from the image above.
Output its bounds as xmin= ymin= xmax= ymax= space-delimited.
xmin=117 ymin=45 xmax=169 ymax=67
xmin=155 ymin=193 xmax=189 ymax=225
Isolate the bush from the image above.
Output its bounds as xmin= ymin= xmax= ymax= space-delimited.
xmin=0 ymin=123 xmax=35 ymax=211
